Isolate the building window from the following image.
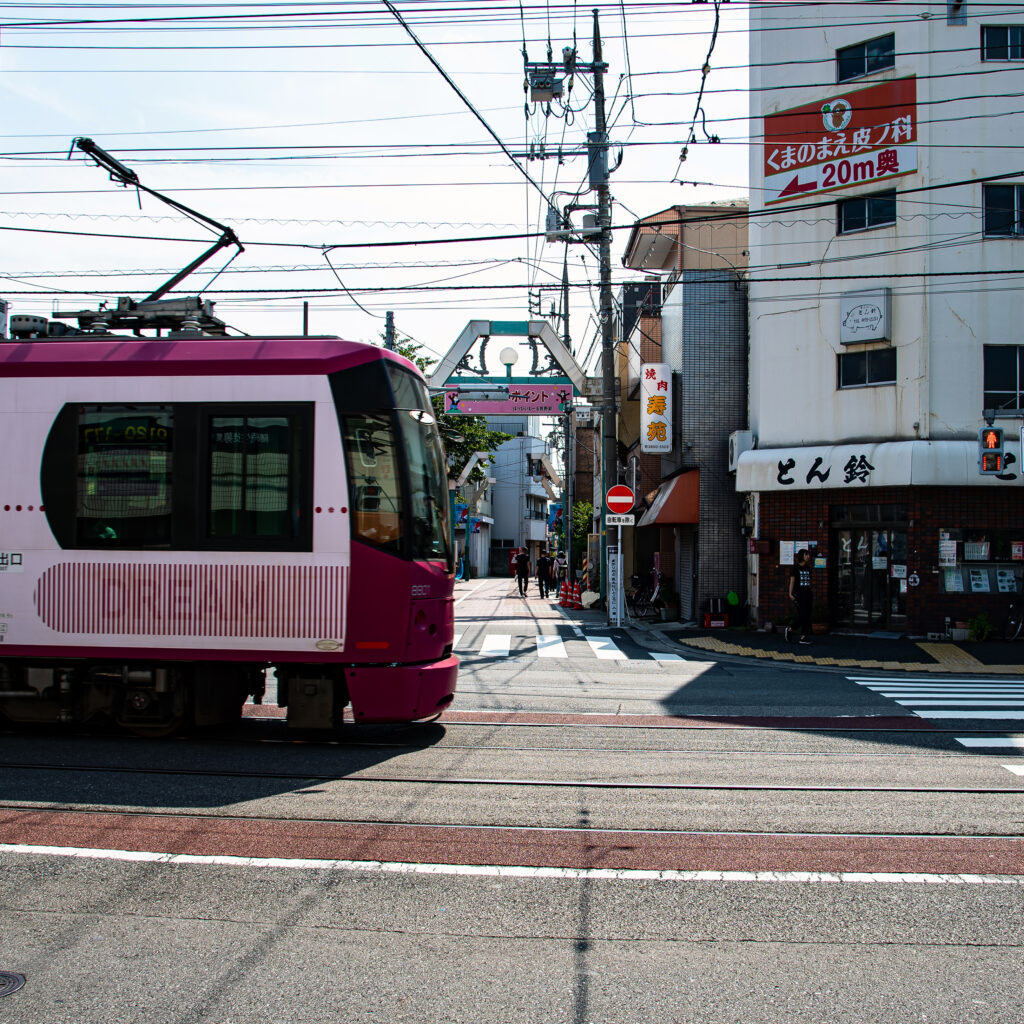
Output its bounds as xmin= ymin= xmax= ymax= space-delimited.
xmin=983 ymin=183 xmax=1024 ymax=236
xmin=837 ymin=34 xmax=895 ymax=82
xmin=982 ymin=25 xmax=1024 ymax=60
xmin=837 ymin=190 xmax=896 ymax=234
xmin=983 ymin=345 xmax=1024 ymax=412
xmin=838 ymin=348 xmax=897 ymax=389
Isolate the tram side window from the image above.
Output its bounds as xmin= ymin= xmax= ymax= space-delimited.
xmin=76 ymin=406 xmax=173 ymax=547
xmin=208 ymin=415 xmax=302 ymax=542
xmin=341 ymin=413 xmax=403 ymax=555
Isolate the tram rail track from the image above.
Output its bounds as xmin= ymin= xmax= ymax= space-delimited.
xmin=1 ymin=759 xmax=1022 ymax=795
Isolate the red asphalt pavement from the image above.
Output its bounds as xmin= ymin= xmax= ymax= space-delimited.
xmin=243 ymin=706 xmax=937 ymax=730
xmin=3 ymin=809 xmax=1023 ymax=875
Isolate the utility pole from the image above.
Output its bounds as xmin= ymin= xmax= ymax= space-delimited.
xmin=527 ymin=8 xmax=616 ymax=602
xmin=561 ymin=252 xmax=574 ymax=578
xmin=591 ymin=8 xmax=617 ymax=604
xmin=384 ymin=310 xmax=396 ymax=351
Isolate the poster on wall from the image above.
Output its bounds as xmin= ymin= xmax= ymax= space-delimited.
xmin=969 ymin=569 xmax=991 ymax=593
xmin=764 ymin=77 xmax=917 ymax=204
xmin=943 ymin=568 xmax=964 ymax=593
xmin=997 ymin=569 xmax=1018 ymax=593
xmin=779 ymin=541 xmax=795 ymax=566
xmin=938 ymin=539 xmax=958 ymax=566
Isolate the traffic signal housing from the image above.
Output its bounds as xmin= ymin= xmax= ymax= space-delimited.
xmin=978 ymin=426 xmax=1005 ymax=475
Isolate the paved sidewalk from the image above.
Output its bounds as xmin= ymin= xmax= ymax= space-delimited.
xmin=648 ymin=622 xmax=1024 ymax=674
xmin=454 ymin=578 xmax=1024 ymax=673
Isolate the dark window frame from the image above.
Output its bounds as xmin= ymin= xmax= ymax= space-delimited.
xmin=836 ymin=33 xmax=896 ymax=83
xmin=983 ymin=183 xmax=1024 ymax=237
xmin=837 ymin=189 xmax=897 ymax=234
xmin=983 ymin=345 xmax=1024 ymax=414
xmin=838 ymin=347 xmax=897 ymax=389
xmin=981 ymin=24 xmax=1024 ymax=61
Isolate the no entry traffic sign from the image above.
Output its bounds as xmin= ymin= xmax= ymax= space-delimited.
xmin=606 ymin=485 xmax=635 ymax=514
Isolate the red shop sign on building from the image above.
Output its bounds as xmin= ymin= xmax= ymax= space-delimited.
xmin=764 ymin=76 xmax=917 ymax=204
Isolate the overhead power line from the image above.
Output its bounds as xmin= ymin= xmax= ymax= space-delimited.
xmin=380 ymin=0 xmax=551 ymax=204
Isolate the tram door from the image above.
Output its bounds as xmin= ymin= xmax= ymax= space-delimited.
xmin=834 ymin=527 xmax=907 ymax=628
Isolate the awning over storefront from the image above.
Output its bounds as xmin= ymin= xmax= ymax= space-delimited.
xmin=735 ymin=439 xmax=1024 ymax=492
xmin=637 ymin=470 xmax=699 ymax=527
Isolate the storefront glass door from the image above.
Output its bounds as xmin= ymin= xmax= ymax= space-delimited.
xmin=834 ymin=527 xmax=907 ymax=628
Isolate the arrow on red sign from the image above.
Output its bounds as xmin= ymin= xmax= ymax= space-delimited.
xmin=777 ymin=174 xmax=817 ymax=198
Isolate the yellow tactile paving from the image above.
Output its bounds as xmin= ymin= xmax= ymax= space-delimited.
xmin=916 ymin=642 xmax=984 ymax=668
xmin=675 ymin=635 xmax=1022 ymax=673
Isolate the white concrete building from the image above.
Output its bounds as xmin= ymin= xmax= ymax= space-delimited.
xmin=740 ymin=4 xmax=1024 ymax=635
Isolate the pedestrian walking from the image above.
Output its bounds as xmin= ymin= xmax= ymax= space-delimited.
xmin=514 ymin=546 xmax=531 ymax=597
xmin=536 ymin=550 xmax=553 ymax=598
xmin=787 ymin=548 xmax=814 ymax=644
xmin=554 ymin=550 xmax=567 ymax=584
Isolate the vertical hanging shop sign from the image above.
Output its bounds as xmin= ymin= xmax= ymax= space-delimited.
xmin=640 ymin=362 xmax=672 ymax=454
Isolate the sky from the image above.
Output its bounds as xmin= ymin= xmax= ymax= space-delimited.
xmin=0 ymin=0 xmax=750 ymax=372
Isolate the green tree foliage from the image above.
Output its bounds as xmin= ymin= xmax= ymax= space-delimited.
xmin=388 ymin=335 xmax=512 ymax=484
xmin=570 ymin=500 xmax=593 ymax=567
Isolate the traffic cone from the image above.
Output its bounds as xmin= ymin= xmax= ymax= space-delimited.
xmin=571 ymin=581 xmax=582 ymax=609
xmin=559 ymin=581 xmax=569 ymax=606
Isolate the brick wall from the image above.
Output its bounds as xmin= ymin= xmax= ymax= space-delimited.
xmin=758 ymin=485 xmax=1024 ymax=634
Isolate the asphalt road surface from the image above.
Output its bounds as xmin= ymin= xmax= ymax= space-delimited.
xmin=1 ymin=575 xmax=1022 ymax=1023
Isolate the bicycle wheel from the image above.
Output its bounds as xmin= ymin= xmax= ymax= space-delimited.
xmin=1004 ymin=604 xmax=1022 ymax=641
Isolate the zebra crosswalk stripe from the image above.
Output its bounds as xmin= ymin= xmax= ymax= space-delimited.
xmin=585 ymin=635 xmax=627 ymax=660
xmin=452 ymin=631 xmax=689 ymax=663
xmin=535 ymin=635 xmax=568 ymax=658
xmin=478 ymin=633 xmax=513 ymax=657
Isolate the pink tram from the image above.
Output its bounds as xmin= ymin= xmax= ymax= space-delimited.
xmin=0 ymin=318 xmax=458 ymax=734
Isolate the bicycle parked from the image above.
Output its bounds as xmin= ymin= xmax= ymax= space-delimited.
xmin=626 ymin=569 xmax=663 ymax=620
xmin=1005 ymin=593 xmax=1024 ymax=641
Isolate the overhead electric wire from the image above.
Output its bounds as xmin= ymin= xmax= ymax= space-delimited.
xmin=380 ymin=0 xmax=552 ymax=205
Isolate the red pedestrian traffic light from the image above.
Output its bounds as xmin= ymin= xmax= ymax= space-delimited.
xmin=978 ymin=426 xmax=1004 ymax=475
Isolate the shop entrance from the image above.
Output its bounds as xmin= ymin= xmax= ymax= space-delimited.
xmin=831 ymin=506 xmax=908 ymax=629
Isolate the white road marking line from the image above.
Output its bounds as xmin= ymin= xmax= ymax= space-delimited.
xmin=4 ymin=845 xmax=1023 ymax=885
xmin=892 ymin=699 xmax=1024 ymax=707
xmin=478 ymin=634 xmax=512 ymax=657
xmin=585 ymin=635 xmax=627 ymax=660
xmin=865 ymin=686 xmax=1024 ymax=693
xmin=452 ymin=633 xmax=462 ymax=651
xmin=876 ymin=690 xmax=1024 ymax=696
xmin=454 ymin=584 xmax=483 ymax=606
xmin=849 ymin=677 xmax=1023 ymax=684
xmin=956 ymin=736 xmax=1024 ymax=749
xmin=536 ymin=635 xmax=568 ymax=658
xmin=1003 ymin=765 xmax=1024 ymax=776
xmin=649 ymin=652 xmax=685 ymax=662
xmin=925 ymin=710 xmax=1024 ymax=719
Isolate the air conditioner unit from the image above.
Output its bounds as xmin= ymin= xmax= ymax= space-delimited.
xmin=728 ymin=430 xmax=755 ymax=472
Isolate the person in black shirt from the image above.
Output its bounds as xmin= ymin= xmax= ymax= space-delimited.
xmin=536 ymin=551 xmax=553 ymax=598
xmin=787 ymin=548 xmax=814 ymax=644
xmin=514 ymin=547 xmax=531 ymax=596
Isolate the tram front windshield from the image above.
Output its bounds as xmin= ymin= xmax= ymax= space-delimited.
xmin=388 ymin=365 xmax=452 ymax=566
xmin=341 ymin=364 xmax=452 ymax=569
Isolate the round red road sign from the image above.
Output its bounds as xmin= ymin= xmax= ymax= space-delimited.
xmin=606 ymin=484 xmax=635 ymax=514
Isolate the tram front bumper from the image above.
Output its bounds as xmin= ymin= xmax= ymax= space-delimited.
xmin=346 ymin=654 xmax=459 ymax=723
